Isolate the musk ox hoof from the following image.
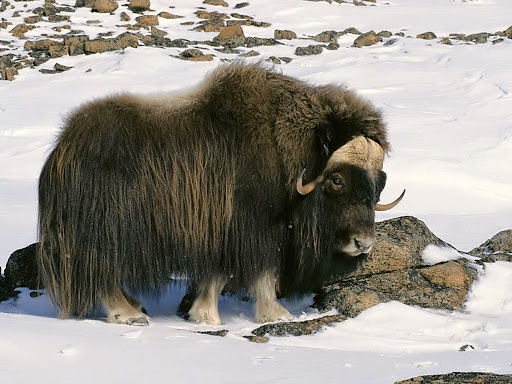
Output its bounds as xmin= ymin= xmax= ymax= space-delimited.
xmin=255 ymin=303 xmax=293 ymax=323
xmin=187 ymin=308 xmax=223 ymax=325
xmin=107 ymin=311 xmax=150 ymax=326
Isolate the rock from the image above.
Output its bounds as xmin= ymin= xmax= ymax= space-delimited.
xmin=48 ymin=14 xmax=71 ymax=22
xmin=63 ymin=34 xmax=90 ymax=56
xmin=193 ymin=19 xmax=226 ymax=32
xmin=158 ymin=11 xmax=180 ymax=19
xmin=197 ymin=329 xmax=228 ymax=337
xmin=136 ymin=15 xmax=159 ymax=28
xmin=416 ymin=31 xmax=437 ymax=40
xmin=440 ymin=37 xmax=452 ymax=45
xmin=245 ymin=37 xmax=279 ymax=48
xmin=84 ymin=32 xmax=138 ymax=54
xmin=239 ymin=49 xmax=259 ymax=57
xmin=203 ymin=0 xmax=229 ymax=6
xmin=54 ymin=62 xmax=73 ymax=71
xmin=4 ymin=243 xmax=38 ymax=290
xmin=465 ymin=32 xmax=488 ymax=44
xmin=234 ymin=2 xmax=249 ymax=8
xmin=230 ymin=12 xmax=252 ymax=20
xmin=24 ymin=15 xmax=43 ymax=24
xmin=503 ymin=26 xmax=512 ymax=39
xmin=128 ymin=0 xmax=150 ymax=12
xmin=91 ymin=0 xmax=118 ymax=13
xmin=353 ymin=0 xmax=366 ymax=6
xmin=395 ymin=372 xmax=512 ymax=384
xmin=267 ymin=56 xmax=281 ymax=64
xmin=274 ymin=29 xmax=297 ymax=40
xmin=10 ymin=23 xmax=34 ymax=38
xmin=212 ymin=24 xmax=245 ymax=48
xmin=179 ymin=48 xmax=214 ymax=61
xmin=314 ymin=216 xmax=478 ymax=318
xmin=378 ymin=30 xmax=392 ymax=38
xmin=150 ymin=26 xmax=166 ymax=38
xmin=470 ymin=229 xmax=512 ymax=262
xmin=492 ymin=38 xmax=504 ymax=45
xmin=312 ymin=30 xmax=339 ymax=43
xmin=353 ymin=30 xmax=381 ymax=47
xmin=0 ymin=274 xmax=16 ymax=302
xmin=295 ymin=44 xmax=324 ymax=56
xmin=196 ymin=10 xmax=228 ymax=20
xmin=0 ymin=0 xmax=10 ymax=12
xmin=342 ymin=27 xmax=362 ymax=35
xmin=244 ymin=335 xmax=269 ymax=343
xmin=251 ymin=315 xmax=343 ymax=337
xmin=120 ymin=11 xmax=131 ymax=21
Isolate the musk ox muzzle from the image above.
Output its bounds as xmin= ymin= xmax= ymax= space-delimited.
xmin=296 ymin=136 xmax=405 ymax=257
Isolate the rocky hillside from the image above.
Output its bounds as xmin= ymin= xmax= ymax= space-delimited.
xmin=1 ymin=0 xmax=511 ymax=80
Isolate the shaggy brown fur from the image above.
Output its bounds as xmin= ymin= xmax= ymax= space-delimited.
xmin=38 ymin=62 xmax=389 ymax=318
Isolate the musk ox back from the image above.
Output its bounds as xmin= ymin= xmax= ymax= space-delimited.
xmin=38 ymin=62 xmax=403 ymax=325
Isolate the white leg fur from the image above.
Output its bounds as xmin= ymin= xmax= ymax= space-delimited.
xmin=102 ymin=289 xmax=150 ymax=326
xmin=251 ymin=272 xmax=292 ymax=323
xmin=188 ymin=277 xmax=227 ymax=325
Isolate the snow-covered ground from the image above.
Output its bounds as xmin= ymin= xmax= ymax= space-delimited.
xmin=1 ymin=0 xmax=512 ymax=382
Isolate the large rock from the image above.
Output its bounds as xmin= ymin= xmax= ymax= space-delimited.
xmin=395 ymin=372 xmax=512 ymax=384
xmin=4 ymin=243 xmax=38 ymax=290
xmin=353 ymin=30 xmax=381 ymax=47
xmin=128 ymin=0 xmax=150 ymax=12
xmin=314 ymin=216 xmax=478 ymax=317
xmin=84 ymin=32 xmax=138 ymax=54
xmin=212 ymin=24 xmax=245 ymax=47
xmin=470 ymin=229 xmax=512 ymax=262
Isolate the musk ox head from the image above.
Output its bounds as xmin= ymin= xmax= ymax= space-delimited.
xmin=296 ymin=136 xmax=404 ymax=257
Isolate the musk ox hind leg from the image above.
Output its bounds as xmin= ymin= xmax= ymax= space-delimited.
xmin=102 ymin=288 xmax=150 ymax=326
xmin=251 ymin=271 xmax=293 ymax=323
xmin=188 ymin=277 xmax=227 ymax=325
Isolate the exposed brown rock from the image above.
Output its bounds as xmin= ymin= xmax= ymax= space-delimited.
xmin=274 ymin=29 xmax=297 ymax=40
xmin=136 ymin=15 xmax=159 ymax=28
xmin=417 ymin=31 xmax=437 ymax=40
xmin=84 ymin=32 xmax=138 ymax=54
xmin=90 ymin=0 xmax=118 ymax=13
xmin=505 ymin=26 xmax=512 ymax=38
xmin=295 ymin=44 xmax=323 ymax=56
xmin=212 ymin=24 xmax=245 ymax=47
xmin=195 ymin=10 xmax=228 ymax=19
xmin=128 ymin=0 xmax=150 ymax=12
xmin=203 ymin=0 xmax=228 ymax=6
xmin=10 ymin=23 xmax=34 ymax=38
xmin=314 ymin=217 xmax=478 ymax=318
xmin=313 ymin=30 xmax=339 ymax=43
xmin=179 ymin=48 xmax=214 ymax=61
xmin=24 ymin=15 xmax=43 ymax=24
xmin=353 ymin=30 xmax=381 ymax=47
xmin=120 ymin=11 xmax=130 ymax=21
xmin=158 ymin=11 xmax=180 ymax=19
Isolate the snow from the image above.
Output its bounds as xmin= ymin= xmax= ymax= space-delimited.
xmin=1 ymin=0 xmax=512 ymax=383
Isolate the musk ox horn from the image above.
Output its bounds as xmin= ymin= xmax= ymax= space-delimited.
xmin=296 ymin=168 xmax=317 ymax=195
xmin=375 ymin=189 xmax=406 ymax=211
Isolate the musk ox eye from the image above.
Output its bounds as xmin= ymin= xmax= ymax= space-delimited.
xmin=332 ymin=176 xmax=343 ymax=186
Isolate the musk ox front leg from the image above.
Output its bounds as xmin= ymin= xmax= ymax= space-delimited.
xmin=188 ymin=277 xmax=227 ymax=325
xmin=102 ymin=289 xmax=150 ymax=326
xmin=251 ymin=272 xmax=292 ymax=323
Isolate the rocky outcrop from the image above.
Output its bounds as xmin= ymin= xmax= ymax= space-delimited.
xmin=314 ymin=216 xmax=478 ymax=318
xmin=4 ymin=243 xmax=38 ymax=291
xmin=395 ymin=372 xmax=512 ymax=384
xmin=470 ymin=229 xmax=512 ymax=262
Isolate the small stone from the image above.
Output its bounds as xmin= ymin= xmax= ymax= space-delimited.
xmin=48 ymin=15 xmax=71 ymax=22
xmin=203 ymin=0 xmax=228 ymax=6
xmin=378 ymin=30 xmax=392 ymax=38
xmin=416 ymin=31 xmax=437 ymax=40
xmin=239 ymin=49 xmax=259 ymax=57
xmin=24 ymin=15 xmax=43 ymax=24
xmin=86 ymin=19 xmax=101 ymax=24
xmin=234 ymin=2 xmax=249 ymax=8
xmin=326 ymin=42 xmax=339 ymax=50
xmin=91 ymin=0 xmax=118 ymax=13
xmin=195 ymin=10 xmax=228 ymax=20
xmin=440 ymin=37 xmax=452 ymax=45
xmin=128 ymin=0 xmax=150 ymax=12
xmin=353 ymin=0 xmax=366 ymax=5
xmin=274 ymin=29 xmax=297 ymax=40
xmin=158 ymin=11 xmax=180 ymax=19
xmin=136 ymin=15 xmax=159 ymax=28
xmin=150 ymin=26 xmax=166 ymax=38
xmin=313 ymin=30 xmax=339 ymax=43
xmin=179 ymin=48 xmax=214 ymax=61
xmin=295 ymin=44 xmax=323 ymax=56
xmin=197 ymin=330 xmax=228 ymax=337
xmin=29 ymin=291 xmax=43 ymax=298
xmin=120 ymin=11 xmax=131 ymax=21
xmin=244 ymin=335 xmax=269 ymax=343
xmin=267 ymin=56 xmax=281 ymax=64
xmin=86 ymin=68 xmax=92 ymax=72
xmin=464 ymin=32 xmax=488 ymax=44
xmin=353 ymin=30 xmax=381 ymax=47
xmin=503 ymin=26 xmax=512 ymax=39
xmin=492 ymin=38 xmax=504 ymax=45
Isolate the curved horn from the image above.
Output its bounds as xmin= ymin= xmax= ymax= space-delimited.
xmin=296 ymin=168 xmax=316 ymax=196
xmin=375 ymin=189 xmax=406 ymax=211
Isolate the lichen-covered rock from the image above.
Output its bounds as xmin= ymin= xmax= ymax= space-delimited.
xmin=128 ymin=0 xmax=150 ymax=12
xmin=295 ymin=44 xmax=323 ymax=56
xmin=84 ymin=32 xmax=138 ymax=54
xmin=312 ymin=30 xmax=339 ymax=43
xmin=203 ymin=0 xmax=229 ymax=6
xmin=417 ymin=31 xmax=437 ymax=40
xmin=470 ymin=229 xmax=512 ymax=262
xmin=91 ymin=0 xmax=118 ymax=13
xmin=395 ymin=372 xmax=512 ymax=384
xmin=179 ymin=48 xmax=214 ymax=61
xmin=353 ymin=30 xmax=381 ymax=47
xmin=314 ymin=216 xmax=478 ymax=317
xmin=251 ymin=315 xmax=343 ymax=337
xmin=274 ymin=29 xmax=297 ymax=40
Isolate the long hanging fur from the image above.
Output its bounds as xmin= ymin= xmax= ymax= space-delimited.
xmin=38 ymin=62 xmax=389 ymax=317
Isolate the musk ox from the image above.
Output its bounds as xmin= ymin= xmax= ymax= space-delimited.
xmin=38 ymin=62 xmax=404 ymax=325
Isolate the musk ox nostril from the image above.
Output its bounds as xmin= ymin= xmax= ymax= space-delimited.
xmin=354 ymin=237 xmax=374 ymax=253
